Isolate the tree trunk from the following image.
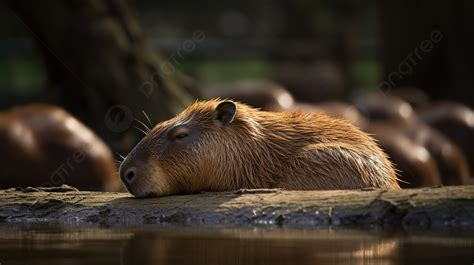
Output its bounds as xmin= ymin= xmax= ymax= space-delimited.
xmin=1 ymin=185 xmax=473 ymax=230
xmin=8 ymin=0 xmax=200 ymax=151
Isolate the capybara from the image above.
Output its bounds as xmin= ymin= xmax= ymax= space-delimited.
xmin=418 ymin=102 xmax=474 ymax=174
xmin=354 ymin=94 xmax=471 ymax=186
xmin=397 ymin=122 xmax=470 ymax=185
xmin=365 ymin=122 xmax=443 ymax=188
xmin=353 ymin=94 xmax=416 ymax=123
xmin=389 ymin=87 xmax=430 ymax=110
xmin=0 ymin=104 xmax=121 ymax=191
xmin=120 ymin=99 xmax=399 ymax=198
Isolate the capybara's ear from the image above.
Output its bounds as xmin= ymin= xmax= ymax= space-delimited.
xmin=214 ymin=101 xmax=236 ymax=125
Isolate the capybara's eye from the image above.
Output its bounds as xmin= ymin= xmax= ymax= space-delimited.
xmin=170 ymin=125 xmax=190 ymax=141
xmin=175 ymin=132 xmax=189 ymax=139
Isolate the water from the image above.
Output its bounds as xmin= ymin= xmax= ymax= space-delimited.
xmin=0 ymin=225 xmax=473 ymax=265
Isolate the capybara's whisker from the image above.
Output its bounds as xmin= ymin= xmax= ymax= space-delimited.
xmin=133 ymin=126 xmax=148 ymax=136
xmin=142 ymin=110 xmax=152 ymax=127
xmin=134 ymin=118 xmax=150 ymax=132
xmin=115 ymin=152 xmax=126 ymax=161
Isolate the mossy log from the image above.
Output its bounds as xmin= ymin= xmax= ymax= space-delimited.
xmin=0 ymin=185 xmax=473 ymax=230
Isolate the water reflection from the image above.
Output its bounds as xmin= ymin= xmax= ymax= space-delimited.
xmin=0 ymin=226 xmax=472 ymax=265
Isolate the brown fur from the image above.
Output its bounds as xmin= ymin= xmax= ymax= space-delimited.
xmin=0 ymin=104 xmax=121 ymax=191
xmin=418 ymin=102 xmax=474 ymax=174
xmin=295 ymin=101 xmax=368 ymax=129
xmin=120 ymin=99 xmax=400 ymax=197
xmin=365 ymin=122 xmax=443 ymax=188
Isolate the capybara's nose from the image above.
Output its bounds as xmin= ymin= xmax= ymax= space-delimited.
xmin=119 ymin=159 xmax=137 ymax=186
xmin=122 ymin=167 xmax=136 ymax=183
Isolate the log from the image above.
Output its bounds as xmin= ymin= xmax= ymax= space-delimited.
xmin=0 ymin=185 xmax=473 ymax=230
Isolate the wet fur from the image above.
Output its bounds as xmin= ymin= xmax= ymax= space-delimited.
xmin=127 ymin=99 xmax=400 ymax=196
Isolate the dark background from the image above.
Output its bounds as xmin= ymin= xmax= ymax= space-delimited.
xmin=1 ymin=0 xmax=473 ymax=147
xmin=3 ymin=1 xmax=472 ymax=102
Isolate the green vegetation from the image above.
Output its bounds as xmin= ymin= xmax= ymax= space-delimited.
xmin=0 ymin=57 xmax=46 ymax=95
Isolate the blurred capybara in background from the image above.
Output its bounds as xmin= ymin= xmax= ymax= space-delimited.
xmin=389 ymin=87 xmax=431 ymax=110
xmin=387 ymin=89 xmax=473 ymax=172
xmin=397 ymin=122 xmax=470 ymax=185
xmin=205 ymin=79 xmax=295 ymax=111
xmin=365 ymin=122 xmax=442 ymax=188
xmin=0 ymin=104 xmax=122 ymax=191
xmin=418 ymin=102 xmax=474 ymax=174
xmin=352 ymin=92 xmax=472 ymax=186
xmin=353 ymin=94 xmax=416 ymax=124
xmin=275 ymin=61 xmax=346 ymax=102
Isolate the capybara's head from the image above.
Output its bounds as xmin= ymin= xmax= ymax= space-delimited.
xmin=119 ymin=99 xmax=243 ymax=197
